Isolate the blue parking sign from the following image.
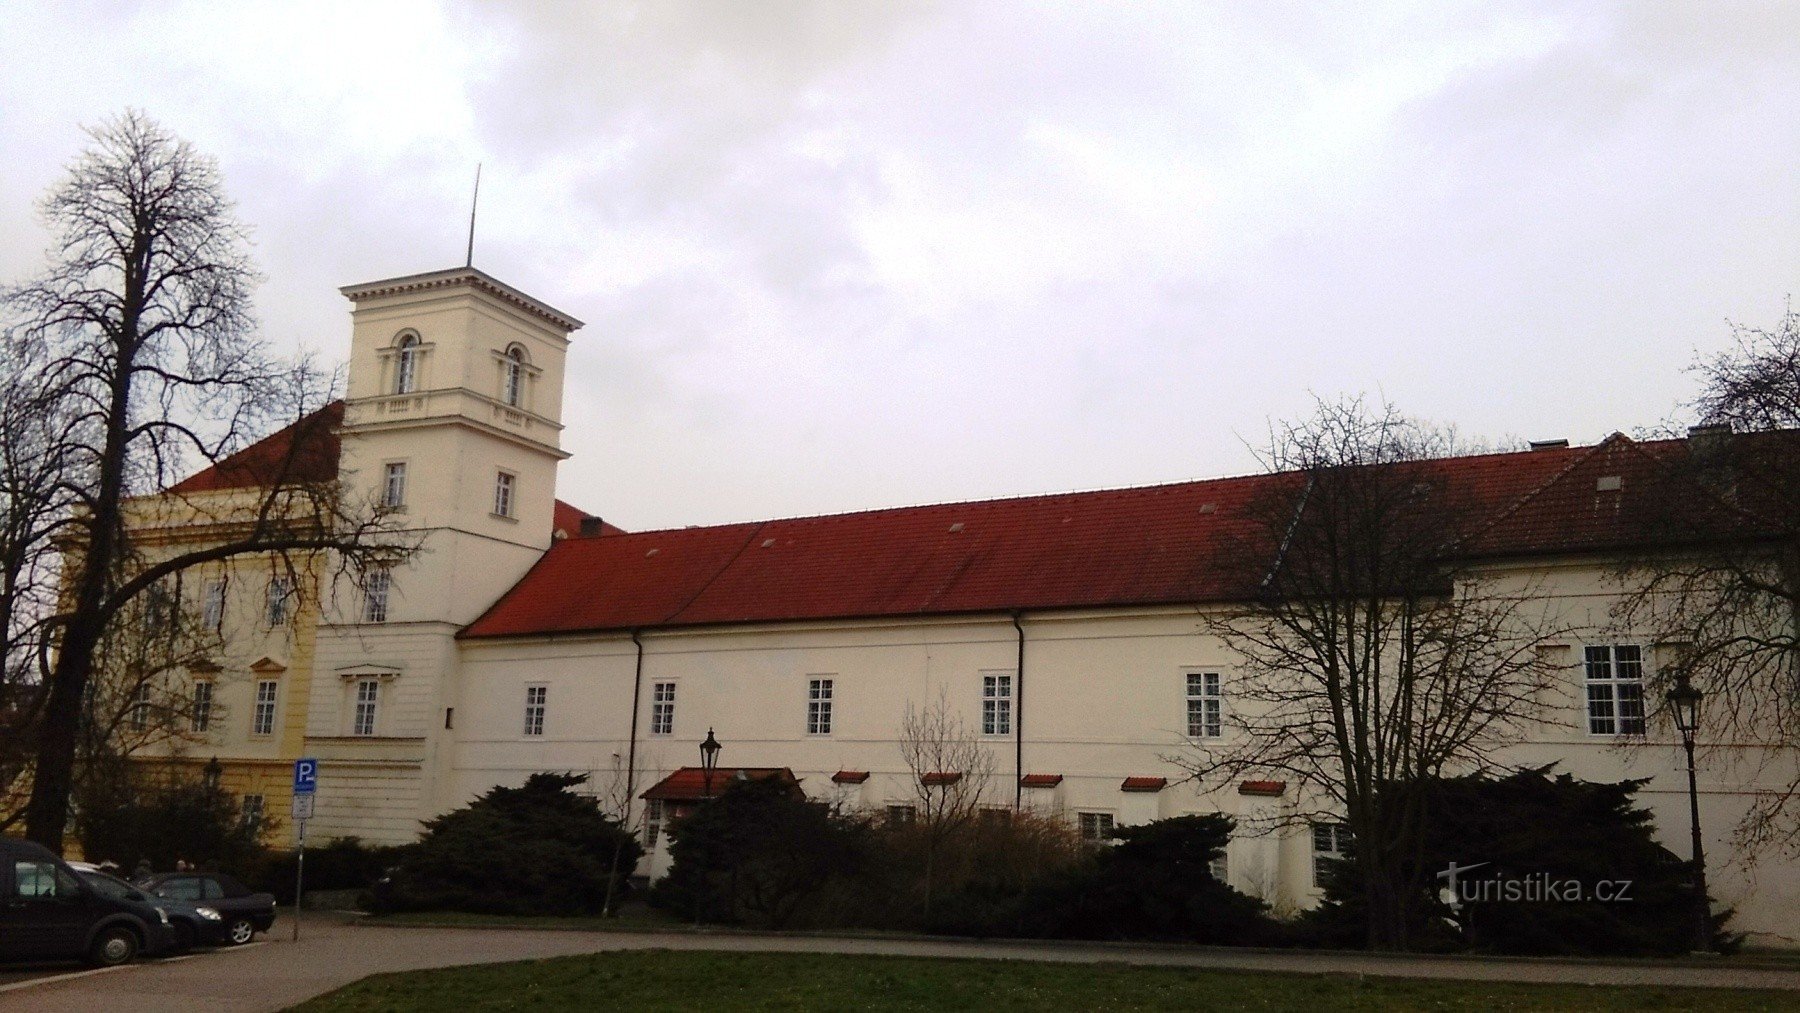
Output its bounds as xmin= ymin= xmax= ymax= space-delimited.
xmin=293 ymin=758 xmax=318 ymax=795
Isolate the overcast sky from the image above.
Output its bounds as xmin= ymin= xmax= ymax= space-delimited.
xmin=3 ymin=2 xmax=1796 ymax=531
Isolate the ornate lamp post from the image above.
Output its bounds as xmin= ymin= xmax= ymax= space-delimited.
xmin=1667 ymin=673 xmax=1709 ymax=952
xmin=699 ymin=727 xmax=722 ymax=799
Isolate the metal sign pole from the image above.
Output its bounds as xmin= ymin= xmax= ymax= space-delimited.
xmin=292 ymin=816 xmax=306 ymax=942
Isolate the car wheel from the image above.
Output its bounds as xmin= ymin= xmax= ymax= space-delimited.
xmin=88 ymin=926 xmax=139 ymax=967
xmin=226 ymin=918 xmax=255 ymax=945
xmin=171 ymin=920 xmax=195 ymax=952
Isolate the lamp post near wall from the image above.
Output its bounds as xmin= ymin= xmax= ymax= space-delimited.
xmin=699 ymin=728 xmax=721 ymax=799
xmin=1667 ymin=673 xmax=1710 ymax=953
xmin=694 ymin=728 xmax=722 ymax=927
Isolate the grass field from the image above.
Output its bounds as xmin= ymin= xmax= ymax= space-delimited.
xmin=290 ymin=949 xmax=1799 ymax=1012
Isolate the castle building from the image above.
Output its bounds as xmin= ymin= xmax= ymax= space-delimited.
xmin=141 ymin=266 xmax=1800 ymax=944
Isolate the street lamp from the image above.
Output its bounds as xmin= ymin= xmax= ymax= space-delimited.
xmin=699 ymin=727 xmax=721 ymax=799
xmin=1667 ymin=673 xmax=1710 ymax=952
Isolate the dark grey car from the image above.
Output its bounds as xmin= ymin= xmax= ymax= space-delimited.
xmin=137 ymin=873 xmax=275 ymax=945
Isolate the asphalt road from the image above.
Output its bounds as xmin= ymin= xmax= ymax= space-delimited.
xmin=4 ymin=912 xmax=1799 ymax=1012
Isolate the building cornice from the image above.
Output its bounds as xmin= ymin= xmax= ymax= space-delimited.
xmin=339 ymin=267 xmax=584 ymax=333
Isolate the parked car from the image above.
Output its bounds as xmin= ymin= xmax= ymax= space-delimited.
xmin=68 ymin=863 xmax=228 ymax=951
xmin=135 ymin=872 xmax=275 ymax=945
xmin=0 ymin=837 xmax=176 ymax=966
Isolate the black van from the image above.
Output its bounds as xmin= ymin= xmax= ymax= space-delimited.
xmin=0 ymin=837 xmax=175 ymax=965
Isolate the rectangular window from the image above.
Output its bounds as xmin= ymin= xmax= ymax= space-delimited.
xmin=1078 ymin=811 xmax=1116 ymax=844
xmin=493 ymin=471 xmax=515 ymax=518
xmin=353 ymin=679 xmax=379 ymax=736
xmin=201 ymin=578 xmax=226 ymax=631
xmin=885 ymin=804 xmax=917 ymax=828
xmin=982 ymin=673 xmax=1013 ymax=736
xmin=807 ymin=678 xmax=833 ymax=735
xmin=129 ymin=683 xmax=152 ymax=731
xmin=644 ymin=799 xmax=665 ymax=848
xmin=523 ymin=685 xmax=547 ymax=737
xmin=1585 ymin=645 xmax=1646 ymax=736
xmin=1187 ymin=671 xmax=1223 ymax=738
xmin=191 ymin=681 xmax=213 ymax=732
xmin=1312 ymin=822 xmax=1353 ymax=886
xmin=252 ymin=680 xmax=279 ymax=736
xmin=363 ymin=568 xmax=390 ymax=624
xmin=1210 ymin=852 xmax=1229 ymax=883
xmin=650 ymin=682 xmax=675 ymax=736
xmin=242 ymin=794 xmax=265 ymax=832
xmin=382 ymin=462 xmax=407 ymax=509
xmin=266 ymin=576 xmax=292 ymax=627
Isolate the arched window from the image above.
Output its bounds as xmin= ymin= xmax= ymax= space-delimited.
xmin=394 ymin=334 xmax=420 ymax=394
xmin=502 ymin=345 xmax=526 ymax=407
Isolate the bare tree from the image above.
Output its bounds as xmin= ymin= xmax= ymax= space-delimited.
xmin=1176 ymin=397 xmax=1566 ymax=950
xmin=4 ymin=110 xmax=415 ymax=852
xmin=898 ymin=688 xmax=996 ymax=920
xmin=1614 ymin=306 xmax=1800 ymax=853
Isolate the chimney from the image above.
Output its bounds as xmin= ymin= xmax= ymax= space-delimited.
xmin=578 ymin=516 xmax=606 ymax=537
xmin=1688 ymin=423 xmax=1732 ymax=458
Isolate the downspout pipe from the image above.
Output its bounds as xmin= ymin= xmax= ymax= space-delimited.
xmin=627 ymin=630 xmax=646 ymax=807
xmin=1012 ymin=610 xmax=1025 ymax=812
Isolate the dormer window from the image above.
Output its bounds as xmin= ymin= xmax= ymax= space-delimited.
xmin=502 ymin=345 xmax=526 ymax=407
xmin=394 ymin=334 xmax=420 ymax=394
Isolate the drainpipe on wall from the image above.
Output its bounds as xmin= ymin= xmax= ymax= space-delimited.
xmin=627 ymin=629 xmax=646 ymax=804
xmin=1012 ymin=610 xmax=1025 ymax=812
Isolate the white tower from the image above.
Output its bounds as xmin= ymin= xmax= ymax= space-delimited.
xmin=305 ymin=267 xmax=582 ymax=842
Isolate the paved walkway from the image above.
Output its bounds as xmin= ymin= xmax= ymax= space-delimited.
xmin=5 ymin=912 xmax=1799 ymax=1011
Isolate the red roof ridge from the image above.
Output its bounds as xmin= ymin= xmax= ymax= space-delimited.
xmin=165 ymin=400 xmax=346 ymax=495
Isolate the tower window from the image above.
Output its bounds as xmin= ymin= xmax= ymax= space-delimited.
xmin=382 ymin=462 xmax=407 ymax=509
xmin=395 ymin=334 xmax=420 ymax=394
xmin=494 ymin=471 xmax=515 ymax=518
xmin=503 ymin=346 xmax=525 ymax=407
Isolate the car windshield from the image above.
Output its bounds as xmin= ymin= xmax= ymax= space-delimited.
xmin=77 ymin=870 xmax=137 ymax=900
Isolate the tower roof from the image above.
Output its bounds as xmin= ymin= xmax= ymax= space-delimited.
xmin=339 ymin=267 xmax=584 ymax=332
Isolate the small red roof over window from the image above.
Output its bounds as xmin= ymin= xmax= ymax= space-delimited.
xmin=831 ymin=770 xmax=869 ymax=784
xmin=1018 ymin=773 xmax=1063 ymax=788
xmin=920 ymin=771 xmax=963 ymax=786
xmin=1120 ymin=776 xmax=1167 ymax=793
xmin=639 ymin=767 xmax=798 ymax=802
xmin=1238 ymin=780 xmax=1287 ymax=797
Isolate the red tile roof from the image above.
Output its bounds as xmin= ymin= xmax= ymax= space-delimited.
xmin=1120 ymin=776 xmax=1168 ymax=793
xmin=639 ymin=766 xmax=798 ymax=802
xmin=831 ymin=770 xmax=870 ymax=784
xmin=462 ymin=441 xmax=1612 ymax=639
xmin=1018 ymin=774 xmax=1064 ymax=788
xmin=1238 ymin=780 xmax=1287 ymax=797
xmin=167 ymin=402 xmax=345 ymax=493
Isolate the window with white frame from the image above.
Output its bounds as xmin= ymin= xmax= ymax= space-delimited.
xmin=201 ymin=578 xmax=226 ymax=631
xmin=644 ymin=799 xmax=665 ymax=848
xmin=394 ymin=334 xmax=420 ymax=394
xmin=191 ymin=680 xmax=213 ymax=732
xmin=266 ymin=576 xmax=292 ymax=627
xmin=352 ymin=679 xmax=379 ymax=736
xmin=382 ymin=462 xmax=407 ymax=509
xmin=363 ymin=568 xmax=390 ymax=624
xmin=1312 ymin=822 xmax=1353 ymax=886
xmin=1187 ymin=671 xmax=1223 ymax=738
xmin=885 ymin=804 xmax=917 ymax=827
xmin=1078 ymin=811 xmax=1116 ymax=844
xmin=982 ymin=672 xmax=1013 ymax=736
xmin=503 ymin=346 xmax=525 ymax=407
xmin=523 ymin=685 xmax=547 ymax=737
xmin=807 ymin=678 xmax=833 ymax=735
xmin=129 ymin=683 xmax=152 ymax=731
xmin=241 ymin=794 xmax=265 ymax=832
xmin=1585 ymin=645 xmax=1646 ymax=736
xmin=1210 ymin=851 xmax=1229 ymax=883
xmin=650 ymin=682 xmax=675 ymax=736
xmin=252 ymin=680 xmax=279 ymax=737
xmin=493 ymin=471 xmax=515 ymax=518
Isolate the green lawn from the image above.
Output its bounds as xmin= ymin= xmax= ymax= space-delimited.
xmin=289 ymin=950 xmax=1798 ymax=1012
